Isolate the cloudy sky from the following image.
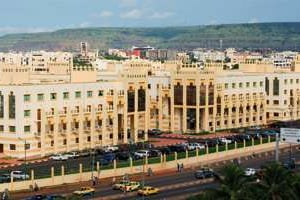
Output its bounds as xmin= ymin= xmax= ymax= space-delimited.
xmin=0 ymin=0 xmax=299 ymax=35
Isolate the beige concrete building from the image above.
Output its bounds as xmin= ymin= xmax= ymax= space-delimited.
xmin=0 ymin=51 xmax=300 ymax=158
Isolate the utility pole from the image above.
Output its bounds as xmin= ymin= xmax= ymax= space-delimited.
xmin=275 ymin=132 xmax=279 ymax=162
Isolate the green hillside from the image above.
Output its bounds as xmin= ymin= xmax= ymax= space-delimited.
xmin=0 ymin=22 xmax=300 ymax=51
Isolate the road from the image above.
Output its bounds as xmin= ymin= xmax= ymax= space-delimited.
xmin=11 ymin=146 xmax=300 ymax=200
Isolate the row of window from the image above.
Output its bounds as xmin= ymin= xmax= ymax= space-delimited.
xmin=224 ymin=81 xmax=263 ymax=89
xmin=24 ymin=90 xmax=109 ymax=102
xmin=8 ymin=133 xmax=124 ymax=150
xmin=284 ymin=78 xmax=300 ymax=84
xmin=0 ymin=125 xmax=30 ymax=133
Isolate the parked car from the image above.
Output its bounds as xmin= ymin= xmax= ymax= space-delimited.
xmin=157 ymin=147 xmax=172 ymax=155
xmin=134 ymin=150 xmax=150 ymax=159
xmin=102 ymin=152 xmax=116 ymax=162
xmin=50 ymin=154 xmax=68 ymax=161
xmin=148 ymin=129 xmax=162 ymax=136
xmin=244 ymin=168 xmax=256 ymax=176
xmin=11 ymin=171 xmax=29 ymax=180
xmin=73 ymin=187 xmax=95 ymax=196
xmin=149 ymin=149 xmax=162 ymax=157
xmin=78 ymin=150 xmax=90 ymax=157
xmin=0 ymin=174 xmax=10 ymax=183
xmin=95 ymin=158 xmax=110 ymax=166
xmin=169 ymin=145 xmax=187 ymax=152
xmin=137 ymin=186 xmax=159 ymax=196
xmin=103 ymin=145 xmax=119 ymax=153
xmin=121 ymin=181 xmax=141 ymax=192
xmin=194 ymin=169 xmax=216 ymax=179
xmin=116 ymin=151 xmax=131 ymax=161
xmin=63 ymin=152 xmax=79 ymax=159
xmin=219 ymin=137 xmax=232 ymax=144
xmin=187 ymin=143 xmax=205 ymax=151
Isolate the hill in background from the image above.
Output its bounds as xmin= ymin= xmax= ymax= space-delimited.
xmin=0 ymin=22 xmax=300 ymax=52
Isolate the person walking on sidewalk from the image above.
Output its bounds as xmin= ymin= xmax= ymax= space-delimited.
xmin=177 ymin=163 xmax=180 ymax=172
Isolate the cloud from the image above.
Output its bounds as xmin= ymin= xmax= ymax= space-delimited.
xmin=92 ymin=11 xmax=114 ymax=18
xmin=120 ymin=0 xmax=137 ymax=7
xmin=120 ymin=9 xmax=142 ymax=19
xmin=149 ymin=11 xmax=174 ymax=19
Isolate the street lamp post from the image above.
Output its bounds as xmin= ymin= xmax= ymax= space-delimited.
xmin=18 ymin=138 xmax=27 ymax=180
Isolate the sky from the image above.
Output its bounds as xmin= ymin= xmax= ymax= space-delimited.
xmin=0 ymin=0 xmax=299 ymax=35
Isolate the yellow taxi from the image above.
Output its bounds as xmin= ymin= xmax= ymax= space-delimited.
xmin=73 ymin=187 xmax=95 ymax=196
xmin=138 ymin=186 xmax=160 ymax=196
xmin=121 ymin=181 xmax=141 ymax=192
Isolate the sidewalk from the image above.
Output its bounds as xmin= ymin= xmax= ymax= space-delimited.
xmin=0 ymin=157 xmax=49 ymax=169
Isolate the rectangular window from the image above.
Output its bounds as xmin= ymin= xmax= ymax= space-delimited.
xmin=75 ymin=91 xmax=81 ymax=98
xmin=75 ymin=138 xmax=79 ymax=143
xmin=0 ymin=125 xmax=3 ymax=132
xmin=37 ymin=93 xmax=44 ymax=101
xmin=10 ymin=144 xmax=16 ymax=150
xmin=9 ymin=93 xmax=15 ymax=119
xmin=253 ymin=82 xmax=257 ymax=87
xmin=50 ymin=93 xmax=57 ymax=100
xmin=25 ymin=143 xmax=30 ymax=150
xmin=24 ymin=110 xmax=31 ymax=117
xmin=260 ymin=81 xmax=263 ymax=87
xmin=246 ymin=82 xmax=250 ymax=88
xmin=239 ymin=83 xmax=243 ymax=88
xmin=9 ymin=126 xmax=15 ymax=133
xmin=24 ymin=94 xmax=30 ymax=102
xmin=297 ymin=79 xmax=299 ymax=84
xmin=87 ymin=91 xmax=93 ymax=97
xmin=232 ymin=83 xmax=236 ymax=89
xmin=63 ymin=92 xmax=69 ymax=99
xmin=24 ymin=125 xmax=30 ymax=133
xmin=98 ymin=90 xmax=104 ymax=96
xmin=225 ymin=83 xmax=228 ymax=89
xmin=273 ymin=100 xmax=279 ymax=105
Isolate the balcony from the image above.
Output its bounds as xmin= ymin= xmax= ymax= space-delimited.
xmin=46 ymin=112 xmax=54 ymax=117
xmin=59 ymin=129 xmax=67 ymax=135
xmin=95 ymin=125 xmax=102 ymax=132
xmin=59 ymin=111 xmax=67 ymax=116
xmin=46 ymin=130 xmax=54 ymax=137
xmin=72 ymin=128 xmax=79 ymax=134
xmin=83 ymin=126 xmax=91 ymax=133
xmin=71 ymin=110 xmax=79 ymax=115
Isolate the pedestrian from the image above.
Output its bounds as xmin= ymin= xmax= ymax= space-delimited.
xmin=92 ymin=176 xmax=96 ymax=186
xmin=34 ymin=183 xmax=39 ymax=192
xmin=181 ymin=163 xmax=184 ymax=172
xmin=112 ymin=177 xmax=116 ymax=185
xmin=177 ymin=163 xmax=180 ymax=172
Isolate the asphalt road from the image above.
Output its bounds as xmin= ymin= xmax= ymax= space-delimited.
xmin=11 ymin=146 xmax=300 ymax=200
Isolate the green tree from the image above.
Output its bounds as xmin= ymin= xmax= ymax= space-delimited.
xmin=190 ymin=164 xmax=252 ymax=200
xmin=252 ymin=163 xmax=298 ymax=200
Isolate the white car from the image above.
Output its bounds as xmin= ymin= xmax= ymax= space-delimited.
xmin=103 ymin=146 xmax=119 ymax=152
xmin=245 ymin=168 xmax=256 ymax=176
xmin=50 ymin=154 xmax=68 ymax=161
xmin=220 ymin=137 xmax=232 ymax=144
xmin=63 ymin=152 xmax=79 ymax=159
xmin=187 ymin=143 xmax=205 ymax=150
xmin=134 ymin=150 xmax=150 ymax=158
xmin=11 ymin=171 xmax=29 ymax=180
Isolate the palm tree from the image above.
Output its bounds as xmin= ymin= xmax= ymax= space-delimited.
xmin=189 ymin=164 xmax=252 ymax=200
xmin=250 ymin=162 xmax=298 ymax=200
